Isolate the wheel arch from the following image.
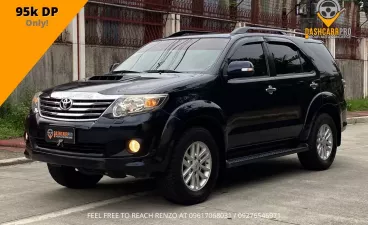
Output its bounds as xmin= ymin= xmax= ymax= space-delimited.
xmin=301 ymin=92 xmax=342 ymax=146
xmin=179 ymin=115 xmax=226 ymax=164
xmin=156 ymin=100 xmax=227 ymax=171
xmin=316 ymin=104 xmax=341 ymax=146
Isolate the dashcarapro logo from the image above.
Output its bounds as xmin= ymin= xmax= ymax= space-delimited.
xmin=316 ymin=0 xmax=344 ymax=27
xmin=305 ymin=0 xmax=351 ymax=39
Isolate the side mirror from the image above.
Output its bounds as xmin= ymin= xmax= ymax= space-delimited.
xmin=109 ymin=63 xmax=120 ymax=73
xmin=227 ymin=61 xmax=255 ymax=79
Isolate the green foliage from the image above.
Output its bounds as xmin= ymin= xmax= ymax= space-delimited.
xmin=0 ymin=101 xmax=30 ymax=139
xmin=347 ymin=98 xmax=368 ymax=112
xmin=0 ymin=85 xmax=39 ymax=139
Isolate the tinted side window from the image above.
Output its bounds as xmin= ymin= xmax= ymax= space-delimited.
xmin=230 ymin=43 xmax=268 ymax=77
xmin=304 ymin=43 xmax=339 ymax=74
xmin=299 ymin=54 xmax=315 ymax=72
xmin=268 ymin=43 xmax=302 ymax=74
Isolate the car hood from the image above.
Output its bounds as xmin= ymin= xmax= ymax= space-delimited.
xmin=42 ymin=73 xmax=209 ymax=96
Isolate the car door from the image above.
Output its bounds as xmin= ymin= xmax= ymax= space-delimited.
xmin=264 ymin=37 xmax=321 ymax=140
xmin=224 ymin=37 xmax=281 ymax=150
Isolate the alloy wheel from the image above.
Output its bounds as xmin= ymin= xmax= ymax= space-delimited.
xmin=181 ymin=141 xmax=212 ymax=191
xmin=316 ymin=124 xmax=334 ymax=160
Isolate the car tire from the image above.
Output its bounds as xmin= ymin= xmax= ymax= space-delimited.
xmin=158 ymin=127 xmax=219 ymax=205
xmin=47 ymin=164 xmax=103 ymax=189
xmin=298 ymin=113 xmax=337 ymax=171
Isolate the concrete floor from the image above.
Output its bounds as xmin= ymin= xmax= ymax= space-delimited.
xmin=0 ymin=148 xmax=24 ymax=160
xmin=1 ymin=123 xmax=368 ymax=225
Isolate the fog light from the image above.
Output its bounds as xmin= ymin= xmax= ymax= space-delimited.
xmin=128 ymin=140 xmax=140 ymax=153
xmin=25 ymin=132 xmax=29 ymax=141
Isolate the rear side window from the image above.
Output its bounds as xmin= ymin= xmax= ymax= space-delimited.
xmin=267 ymin=43 xmax=302 ymax=74
xmin=230 ymin=43 xmax=268 ymax=77
xmin=304 ymin=43 xmax=339 ymax=74
xmin=299 ymin=54 xmax=315 ymax=72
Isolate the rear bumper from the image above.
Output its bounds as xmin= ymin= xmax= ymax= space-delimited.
xmin=340 ymin=101 xmax=348 ymax=132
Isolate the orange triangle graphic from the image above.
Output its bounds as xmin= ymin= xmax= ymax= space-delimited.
xmin=0 ymin=0 xmax=88 ymax=106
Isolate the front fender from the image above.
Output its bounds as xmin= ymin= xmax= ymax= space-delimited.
xmin=170 ymin=100 xmax=226 ymax=124
xmin=155 ymin=100 xmax=226 ymax=166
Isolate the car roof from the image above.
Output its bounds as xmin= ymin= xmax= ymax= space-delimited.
xmin=161 ymin=32 xmax=323 ymax=44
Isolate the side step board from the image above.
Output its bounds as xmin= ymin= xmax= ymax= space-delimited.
xmin=226 ymin=145 xmax=309 ymax=168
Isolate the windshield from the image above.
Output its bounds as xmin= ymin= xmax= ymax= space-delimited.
xmin=114 ymin=38 xmax=229 ymax=73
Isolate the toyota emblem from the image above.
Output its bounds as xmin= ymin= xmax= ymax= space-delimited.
xmin=59 ymin=98 xmax=73 ymax=110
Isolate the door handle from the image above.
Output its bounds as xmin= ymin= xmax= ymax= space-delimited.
xmin=266 ymin=85 xmax=277 ymax=95
xmin=310 ymin=82 xmax=319 ymax=90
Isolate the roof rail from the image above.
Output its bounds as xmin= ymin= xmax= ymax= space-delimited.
xmin=231 ymin=27 xmax=306 ymax=37
xmin=166 ymin=30 xmax=213 ymax=38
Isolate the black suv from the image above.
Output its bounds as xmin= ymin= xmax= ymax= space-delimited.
xmin=25 ymin=27 xmax=347 ymax=205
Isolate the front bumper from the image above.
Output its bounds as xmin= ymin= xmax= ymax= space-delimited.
xmin=24 ymin=147 xmax=165 ymax=177
xmin=25 ymin=110 xmax=171 ymax=177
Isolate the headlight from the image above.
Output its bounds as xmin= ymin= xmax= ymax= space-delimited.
xmin=31 ymin=92 xmax=42 ymax=114
xmin=112 ymin=94 xmax=168 ymax=117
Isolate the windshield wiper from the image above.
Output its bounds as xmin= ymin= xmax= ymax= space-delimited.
xmin=111 ymin=70 xmax=140 ymax=74
xmin=144 ymin=70 xmax=182 ymax=74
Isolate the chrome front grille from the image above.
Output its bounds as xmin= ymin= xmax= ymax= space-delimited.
xmin=39 ymin=97 xmax=115 ymax=121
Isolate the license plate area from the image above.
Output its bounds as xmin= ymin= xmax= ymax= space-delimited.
xmin=45 ymin=127 xmax=75 ymax=144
